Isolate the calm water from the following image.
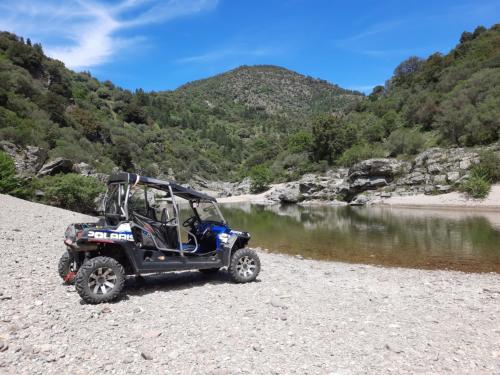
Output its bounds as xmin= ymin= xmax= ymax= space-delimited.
xmin=219 ymin=203 xmax=500 ymax=273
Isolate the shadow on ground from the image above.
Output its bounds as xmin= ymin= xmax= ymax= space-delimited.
xmin=124 ymin=270 xmax=234 ymax=297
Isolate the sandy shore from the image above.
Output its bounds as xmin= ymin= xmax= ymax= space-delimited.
xmin=379 ymin=184 xmax=500 ymax=210
xmin=217 ymin=183 xmax=283 ymax=204
xmin=0 ymin=194 xmax=499 ymax=374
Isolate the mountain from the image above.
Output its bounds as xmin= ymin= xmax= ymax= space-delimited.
xmin=171 ymin=65 xmax=360 ymax=117
xmin=0 ymin=32 xmax=361 ymax=182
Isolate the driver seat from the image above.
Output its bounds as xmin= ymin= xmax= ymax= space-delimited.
xmin=160 ymin=208 xmax=180 ymax=250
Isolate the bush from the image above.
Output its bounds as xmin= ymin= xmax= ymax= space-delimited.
xmin=461 ymin=167 xmax=491 ymax=199
xmin=476 ymin=150 xmax=500 ymax=182
xmin=386 ymin=128 xmax=425 ymax=156
xmin=38 ymin=173 xmax=105 ymax=214
xmin=338 ymin=143 xmax=386 ymax=167
xmin=287 ymin=131 xmax=313 ymax=153
xmin=249 ymin=165 xmax=272 ymax=193
xmin=0 ymin=151 xmax=30 ymax=198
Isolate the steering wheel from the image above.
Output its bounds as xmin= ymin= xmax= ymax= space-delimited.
xmin=182 ymin=216 xmax=198 ymax=228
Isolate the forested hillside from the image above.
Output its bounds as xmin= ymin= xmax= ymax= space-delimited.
xmin=314 ymin=24 xmax=499 ymax=167
xmin=0 ymin=32 xmax=360 ymax=183
xmin=0 ymin=24 xmax=499 ymax=186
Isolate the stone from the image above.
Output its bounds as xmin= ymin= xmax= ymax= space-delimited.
xmin=73 ymin=162 xmax=94 ymax=176
xmin=427 ymin=163 xmax=443 ymax=174
xmin=437 ymin=185 xmax=452 ymax=193
xmin=168 ymin=350 xmax=179 ymax=360
xmin=369 ymin=178 xmax=388 ymax=188
xmin=100 ymin=306 xmax=112 ymax=314
xmin=270 ymin=298 xmax=288 ymax=309
xmin=433 ymin=174 xmax=447 ymax=184
xmin=424 ymin=185 xmax=434 ymax=195
xmin=37 ymin=158 xmax=74 ymax=176
xmin=141 ymin=351 xmax=153 ymax=360
xmin=406 ymin=172 xmax=426 ymax=185
xmin=459 ymin=159 xmax=472 ymax=170
xmin=446 ymin=171 xmax=460 ymax=183
xmin=277 ymin=183 xmax=301 ymax=204
xmin=350 ymin=195 xmax=369 ymax=206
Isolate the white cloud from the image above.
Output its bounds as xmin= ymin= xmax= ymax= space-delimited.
xmin=334 ymin=20 xmax=404 ymax=46
xmin=176 ymin=47 xmax=278 ymax=64
xmin=0 ymin=0 xmax=218 ymax=69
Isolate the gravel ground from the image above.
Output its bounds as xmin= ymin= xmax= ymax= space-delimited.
xmin=0 ymin=193 xmax=499 ymax=375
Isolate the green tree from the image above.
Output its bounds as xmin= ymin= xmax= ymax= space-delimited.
xmin=311 ymin=114 xmax=357 ymax=163
xmin=386 ymin=128 xmax=425 ymax=156
xmin=288 ymin=131 xmax=313 ymax=153
xmin=249 ymin=165 xmax=272 ymax=193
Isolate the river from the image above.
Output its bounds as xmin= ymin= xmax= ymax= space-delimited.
xmin=219 ymin=203 xmax=500 ymax=273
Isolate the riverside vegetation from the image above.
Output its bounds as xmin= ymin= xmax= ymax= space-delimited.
xmin=0 ymin=25 xmax=499 ymax=211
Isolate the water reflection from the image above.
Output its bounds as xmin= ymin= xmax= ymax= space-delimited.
xmin=220 ymin=203 xmax=500 ymax=273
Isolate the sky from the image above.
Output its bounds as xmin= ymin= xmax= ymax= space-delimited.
xmin=0 ymin=0 xmax=498 ymax=93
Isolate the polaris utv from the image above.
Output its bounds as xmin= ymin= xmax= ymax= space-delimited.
xmin=59 ymin=172 xmax=260 ymax=304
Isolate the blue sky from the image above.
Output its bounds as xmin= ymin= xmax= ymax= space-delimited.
xmin=0 ymin=0 xmax=498 ymax=93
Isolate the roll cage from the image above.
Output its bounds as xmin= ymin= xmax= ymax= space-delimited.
xmin=102 ymin=173 xmax=225 ymax=255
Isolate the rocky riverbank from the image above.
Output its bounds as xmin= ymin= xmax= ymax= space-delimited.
xmin=217 ymin=144 xmax=500 ymax=208
xmin=0 ymin=194 xmax=500 ymax=374
xmin=2 ymin=139 xmax=499 ymax=209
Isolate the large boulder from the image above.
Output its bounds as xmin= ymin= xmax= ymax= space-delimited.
xmin=279 ymin=183 xmax=301 ymax=203
xmin=341 ymin=158 xmax=409 ymax=201
xmin=0 ymin=141 xmax=47 ymax=176
xmin=72 ymin=162 xmax=95 ymax=176
xmin=267 ymin=183 xmax=301 ymax=203
xmin=348 ymin=158 xmax=410 ymax=181
xmin=233 ymin=177 xmax=252 ymax=195
xmin=37 ymin=158 xmax=74 ymax=177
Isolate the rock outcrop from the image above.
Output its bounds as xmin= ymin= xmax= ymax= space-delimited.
xmin=37 ymin=158 xmax=74 ymax=176
xmin=264 ymin=146 xmax=496 ymax=205
xmin=0 ymin=141 xmax=47 ymax=176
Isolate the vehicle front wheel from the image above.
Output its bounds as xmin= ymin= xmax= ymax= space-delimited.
xmin=75 ymin=256 xmax=125 ymax=304
xmin=58 ymin=251 xmax=77 ymax=284
xmin=229 ymin=248 xmax=260 ymax=283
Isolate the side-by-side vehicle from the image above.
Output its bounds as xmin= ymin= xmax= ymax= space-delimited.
xmin=59 ymin=172 xmax=261 ymax=304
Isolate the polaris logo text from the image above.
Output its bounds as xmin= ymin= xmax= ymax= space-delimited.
xmin=88 ymin=231 xmax=134 ymax=241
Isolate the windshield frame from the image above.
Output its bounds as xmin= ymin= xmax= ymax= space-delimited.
xmin=191 ymin=200 xmax=226 ymax=224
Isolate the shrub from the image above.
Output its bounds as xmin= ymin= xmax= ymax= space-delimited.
xmin=338 ymin=143 xmax=386 ymax=167
xmin=476 ymin=150 xmax=500 ymax=182
xmin=0 ymin=151 xmax=31 ymax=198
xmin=288 ymin=131 xmax=313 ymax=153
xmin=386 ymin=128 xmax=425 ymax=156
xmin=249 ymin=165 xmax=272 ymax=193
xmin=0 ymin=151 xmax=18 ymax=193
xmin=38 ymin=173 xmax=105 ymax=214
xmin=461 ymin=167 xmax=491 ymax=199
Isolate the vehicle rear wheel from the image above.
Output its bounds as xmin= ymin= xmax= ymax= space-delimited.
xmin=75 ymin=256 xmax=125 ymax=304
xmin=199 ymin=267 xmax=220 ymax=274
xmin=229 ymin=248 xmax=260 ymax=283
xmin=58 ymin=251 xmax=77 ymax=284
